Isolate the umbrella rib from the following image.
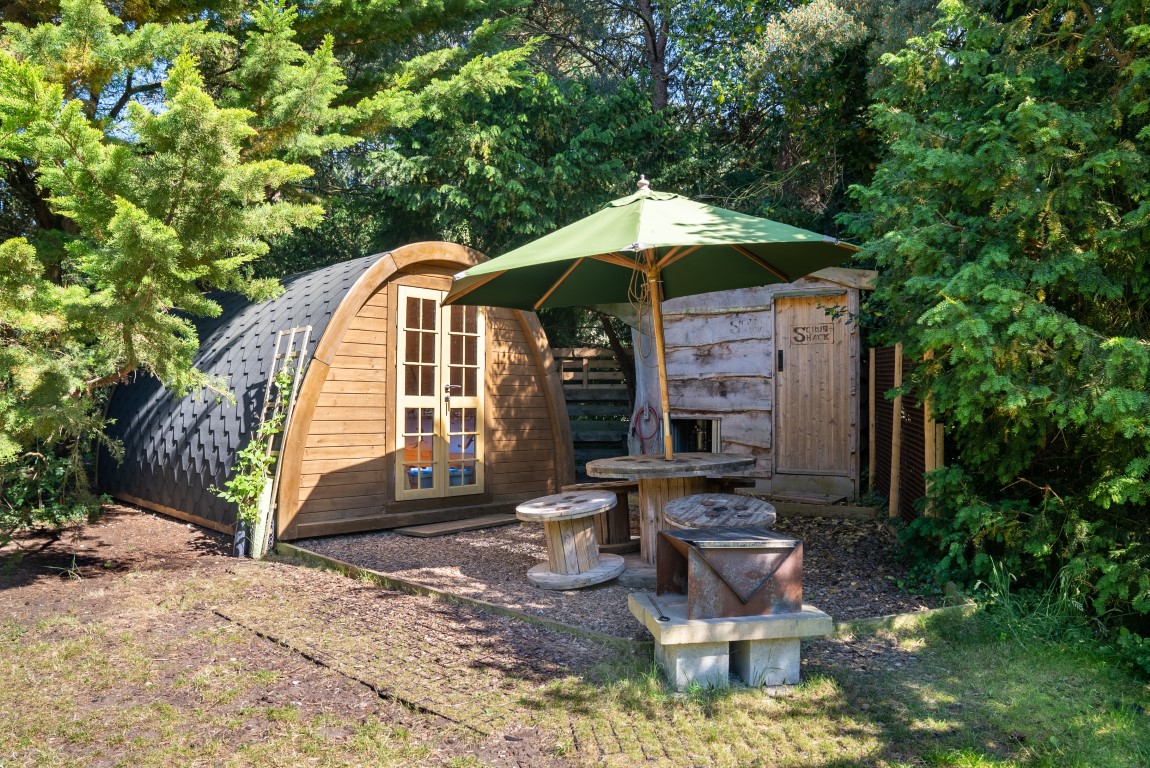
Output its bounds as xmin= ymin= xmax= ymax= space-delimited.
xmin=443 ymin=271 xmax=506 ymax=305
xmin=588 ymin=252 xmax=643 ymax=271
xmin=657 ymin=245 xmax=701 ymax=270
xmin=533 ymin=258 xmax=584 ymax=310
xmin=732 ymin=244 xmax=791 ymax=282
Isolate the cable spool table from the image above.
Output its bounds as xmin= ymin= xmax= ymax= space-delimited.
xmin=586 ymin=453 xmax=757 ymax=564
xmin=515 ymin=491 xmax=626 ymax=590
xmin=665 ymin=493 xmax=777 ymax=530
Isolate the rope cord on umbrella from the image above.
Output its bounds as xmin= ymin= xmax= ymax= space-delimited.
xmin=631 ymin=403 xmax=661 ymax=454
xmin=627 ymin=261 xmax=659 ymax=370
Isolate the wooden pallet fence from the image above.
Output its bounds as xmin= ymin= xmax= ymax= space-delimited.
xmin=553 ymin=348 xmax=631 ymax=478
xmin=869 ymin=345 xmax=945 ymax=519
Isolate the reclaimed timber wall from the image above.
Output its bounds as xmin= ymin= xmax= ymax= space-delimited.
xmin=631 ymin=272 xmax=869 ymax=498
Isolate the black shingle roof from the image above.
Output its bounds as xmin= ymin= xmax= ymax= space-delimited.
xmin=99 ymin=253 xmax=381 ymax=528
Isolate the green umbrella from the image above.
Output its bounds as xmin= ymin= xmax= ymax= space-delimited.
xmin=444 ymin=178 xmax=858 ymax=459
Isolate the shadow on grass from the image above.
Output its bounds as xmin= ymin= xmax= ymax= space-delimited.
xmin=516 ymin=610 xmax=1150 ymax=768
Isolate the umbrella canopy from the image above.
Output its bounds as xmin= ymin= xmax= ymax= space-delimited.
xmin=444 ymin=180 xmax=858 ymax=459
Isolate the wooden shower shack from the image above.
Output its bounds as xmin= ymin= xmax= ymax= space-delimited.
xmin=630 ymin=267 xmax=876 ymax=500
xmin=99 ymin=242 xmax=574 ymax=539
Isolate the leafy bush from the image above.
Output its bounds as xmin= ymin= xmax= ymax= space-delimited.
xmin=847 ymin=0 xmax=1150 ymax=635
xmin=0 ymin=450 xmax=105 ymax=546
xmin=1116 ymin=628 xmax=1150 ymax=677
xmin=901 ymin=467 xmax=1149 ymax=635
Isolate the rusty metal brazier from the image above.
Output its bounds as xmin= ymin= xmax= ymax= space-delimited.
xmin=656 ymin=527 xmax=803 ymax=620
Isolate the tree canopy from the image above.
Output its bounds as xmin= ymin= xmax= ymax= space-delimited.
xmin=845 ymin=0 xmax=1150 ymax=634
xmin=0 ymin=0 xmax=531 ymax=538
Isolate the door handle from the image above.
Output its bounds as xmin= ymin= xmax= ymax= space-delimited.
xmin=777 ymin=350 xmax=784 ymax=371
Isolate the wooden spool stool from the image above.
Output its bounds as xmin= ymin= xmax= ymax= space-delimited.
xmin=560 ymin=480 xmax=639 ymax=554
xmin=664 ymin=493 xmax=777 ymax=530
xmin=516 ymin=491 xmax=626 ymax=590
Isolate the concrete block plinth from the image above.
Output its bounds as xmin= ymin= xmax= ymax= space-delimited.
xmin=730 ymin=637 xmax=801 ymax=686
xmin=655 ymin=639 xmax=730 ymax=690
xmin=628 ymin=593 xmax=832 ymax=690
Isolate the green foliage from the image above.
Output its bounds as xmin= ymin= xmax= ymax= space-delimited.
xmin=268 ymin=72 xmax=678 ymax=270
xmin=0 ymin=0 xmax=531 ymax=537
xmin=0 ymin=450 xmax=106 ymax=546
xmin=848 ymin=0 xmax=1150 ymax=631
xmin=976 ymin=559 xmax=1094 ymax=645
xmin=1115 ymin=627 xmax=1150 ymax=677
xmin=213 ymin=366 xmax=293 ymax=528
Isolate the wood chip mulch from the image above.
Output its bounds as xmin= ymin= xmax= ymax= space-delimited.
xmin=300 ymin=510 xmax=941 ymax=641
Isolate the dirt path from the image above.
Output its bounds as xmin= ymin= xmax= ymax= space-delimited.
xmin=1 ymin=507 xmax=617 ymax=766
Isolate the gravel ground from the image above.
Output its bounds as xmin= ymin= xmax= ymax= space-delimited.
xmin=298 ymin=510 xmax=940 ymax=641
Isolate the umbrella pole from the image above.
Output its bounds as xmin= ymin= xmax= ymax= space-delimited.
xmin=646 ymin=268 xmax=675 ymax=460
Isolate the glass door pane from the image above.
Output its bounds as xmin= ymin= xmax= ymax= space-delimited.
xmin=443 ymin=305 xmax=482 ymax=493
xmin=397 ymin=289 xmax=441 ymax=498
xmin=395 ymin=288 xmax=485 ymax=500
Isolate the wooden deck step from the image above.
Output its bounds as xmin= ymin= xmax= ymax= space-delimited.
xmin=394 ymin=513 xmax=519 ymax=538
xmin=770 ymin=492 xmax=848 ymax=505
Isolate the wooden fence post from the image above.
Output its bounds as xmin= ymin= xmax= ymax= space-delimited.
xmin=868 ymin=347 xmax=876 ymax=494
xmin=889 ymin=342 xmax=903 ymax=519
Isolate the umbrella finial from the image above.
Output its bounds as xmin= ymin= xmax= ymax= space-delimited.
xmin=637 ymin=174 xmax=650 ymax=192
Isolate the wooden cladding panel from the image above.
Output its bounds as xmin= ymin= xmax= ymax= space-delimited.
xmin=341 ymin=328 xmax=386 ymax=344
xmin=299 ymin=481 xmax=386 ymax=502
xmin=331 ymin=355 xmax=386 ymax=370
xmin=357 ymin=303 xmax=388 ymax=319
xmin=297 ymin=284 xmax=388 ymax=521
xmin=315 ymin=393 xmax=386 ymax=409
xmin=319 ymin=380 xmax=387 ymax=395
xmin=669 ymin=376 xmax=773 ymax=413
xmin=483 ymin=307 xmax=559 ymax=501
xmin=302 ymin=445 xmax=386 ymax=461
xmin=337 ymin=341 xmax=388 ymax=358
xmin=306 ymin=432 xmax=387 ymax=447
xmin=311 ymin=406 xmax=388 ymax=422
xmin=326 ymin=367 xmax=389 ymax=382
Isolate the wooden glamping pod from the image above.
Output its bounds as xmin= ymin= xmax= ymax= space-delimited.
xmin=99 ymin=242 xmax=575 ymax=539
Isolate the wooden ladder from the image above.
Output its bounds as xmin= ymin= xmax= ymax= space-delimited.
xmin=249 ymin=326 xmax=312 ymax=558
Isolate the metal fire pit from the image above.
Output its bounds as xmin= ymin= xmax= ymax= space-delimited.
xmin=656 ymin=527 xmax=803 ymax=619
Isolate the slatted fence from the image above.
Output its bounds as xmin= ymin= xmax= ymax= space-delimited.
xmin=869 ymin=345 xmax=944 ymax=519
xmin=553 ymin=348 xmax=631 ymax=479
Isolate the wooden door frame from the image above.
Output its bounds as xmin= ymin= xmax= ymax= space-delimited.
xmin=771 ymin=289 xmax=860 ymax=493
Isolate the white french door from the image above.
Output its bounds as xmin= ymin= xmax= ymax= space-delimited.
xmin=395 ymin=286 xmax=485 ymax=500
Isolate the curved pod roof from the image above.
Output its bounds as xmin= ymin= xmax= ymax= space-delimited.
xmin=99 ymin=242 xmax=571 ymax=534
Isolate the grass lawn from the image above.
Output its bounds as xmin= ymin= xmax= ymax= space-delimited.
xmin=1 ymin=509 xmax=1147 ymax=767
xmin=527 ymin=610 xmax=1150 ymax=767
xmin=2 ymin=568 xmax=1146 ymax=767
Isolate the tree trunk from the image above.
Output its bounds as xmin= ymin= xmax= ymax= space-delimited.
xmin=634 ymin=0 xmax=670 ymax=112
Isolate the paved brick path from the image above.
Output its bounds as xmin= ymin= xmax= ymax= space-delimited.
xmin=214 ymin=572 xmax=623 ymax=740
